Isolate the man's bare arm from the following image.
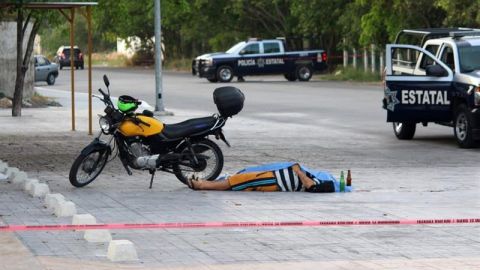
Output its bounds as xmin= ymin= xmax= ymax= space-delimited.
xmin=292 ymin=164 xmax=316 ymax=189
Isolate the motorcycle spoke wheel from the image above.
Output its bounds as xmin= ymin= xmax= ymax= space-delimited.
xmin=174 ymin=140 xmax=224 ymax=185
xmin=178 ymin=146 xmax=217 ymax=179
xmin=69 ymin=150 xmax=108 ymax=187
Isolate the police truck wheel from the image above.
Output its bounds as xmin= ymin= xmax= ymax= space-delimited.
xmin=454 ymin=104 xmax=476 ymax=148
xmin=217 ymin=65 xmax=233 ymax=82
xmin=393 ymin=122 xmax=416 ymax=140
xmin=284 ymin=73 xmax=297 ymax=81
xmin=296 ymin=65 xmax=313 ymax=81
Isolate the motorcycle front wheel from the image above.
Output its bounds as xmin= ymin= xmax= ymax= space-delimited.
xmin=173 ymin=139 xmax=224 ymax=185
xmin=69 ymin=149 xmax=109 ymax=187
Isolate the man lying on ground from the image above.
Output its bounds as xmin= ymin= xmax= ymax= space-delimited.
xmin=187 ymin=162 xmax=352 ymax=193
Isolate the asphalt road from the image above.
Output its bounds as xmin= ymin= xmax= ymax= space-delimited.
xmin=45 ymin=67 xmax=450 ymax=135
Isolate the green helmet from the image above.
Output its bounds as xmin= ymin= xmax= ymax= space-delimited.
xmin=117 ymin=95 xmax=138 ymax=113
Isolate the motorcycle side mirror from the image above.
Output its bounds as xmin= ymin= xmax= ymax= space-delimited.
xmin=103 ymin=74 xmax=110 ymax=88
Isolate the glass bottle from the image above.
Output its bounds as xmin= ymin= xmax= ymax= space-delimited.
xmin=339 ymin=171 xmax=345 ymax=192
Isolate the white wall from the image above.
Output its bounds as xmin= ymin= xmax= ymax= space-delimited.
xmin=0 ymin=21 xmax=35 ymax=99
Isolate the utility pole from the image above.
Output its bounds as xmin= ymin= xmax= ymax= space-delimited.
xmin=154 ymin=0 xmax=164 ymax=112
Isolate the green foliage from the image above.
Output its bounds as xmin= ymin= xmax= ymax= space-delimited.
xmin=436 ymin=0 xmax=480 ymax=27
xmin=94 ymin=0 xmax=154 ymax=50
xmin=13 ymin=0 xmax=480 ymax=67
xmin=39 ymin=14 xmax=116 ymax=57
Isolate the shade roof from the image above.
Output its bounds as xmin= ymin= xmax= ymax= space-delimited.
xmin=0 ymin=1 xmax=97 ymax=9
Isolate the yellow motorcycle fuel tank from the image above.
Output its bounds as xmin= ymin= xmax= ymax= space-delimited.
xmin=118 ymin=115 xmax=164 ymax=137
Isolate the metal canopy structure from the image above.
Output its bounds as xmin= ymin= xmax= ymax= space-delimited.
xmin=0 ymin=1 xmax=98 ymax=134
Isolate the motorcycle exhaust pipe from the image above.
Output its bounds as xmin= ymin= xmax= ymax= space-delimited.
xmin=136 ymin=154 xmax=160 ymax=169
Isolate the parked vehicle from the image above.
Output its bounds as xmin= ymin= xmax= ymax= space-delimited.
xmin=54 ymin=46 xmax=84 ymax=70
xmin=383 ymin=28 xmax=480 ymax=148
xmin=69 ymin=75 xmax=245 ymax=188
xmin=192 ymin=38 xmax=327 ymax=82
xmin=34 ymin=55 xmax=58 ymax=85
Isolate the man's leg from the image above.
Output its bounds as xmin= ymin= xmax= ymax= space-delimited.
xmin=192 ymin=179 xmax=231 ymax=190
xmin=192 ymin=171 xmax=277 ymax=191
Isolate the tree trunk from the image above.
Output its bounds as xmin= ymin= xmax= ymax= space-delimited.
xmin=12 ymin=10 xmax=40 ymax=117
xmin=12 ymin=8 xmax=24 ymax=117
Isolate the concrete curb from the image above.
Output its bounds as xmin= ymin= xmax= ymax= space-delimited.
xmin=1 ymin=161 xmax=138 ymax=262
xmin=5 ymin=167 xmax=19 ymax=180
xmin=29 ymin=182 xmax=50 ymax=198
xmin=44 ymin=193 xmax=65 ymax=210
xmin=23 ymin=179 xmax=39 ymax=193
xmin=12 ymin=171 xmax=28 ymax=185
xmin=0 ymin=161 xmax=8 ymax=173
xmin=107 ymin=240 xmax=138 ymax=262
xmin=54 ymin=201 xmax=77 ymax=217
xmin=71 ymin=214 xmax=112 ymax=243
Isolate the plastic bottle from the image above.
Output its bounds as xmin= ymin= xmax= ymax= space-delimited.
xmin=346 ymin=170 xmax=352 ymax=186
xmin=339 ymin=171 xmax=345 ymax=192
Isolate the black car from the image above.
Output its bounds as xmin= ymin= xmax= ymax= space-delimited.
xmin=54 ymin=46 xmax=84 ymax=70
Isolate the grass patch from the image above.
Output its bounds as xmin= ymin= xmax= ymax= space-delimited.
xmin=91 ymin=52 xmax=129 ymax=67
xmin=321 ymin=67 xmax=381 ymax=82
xmin=90 ymin=52 xmax=191 ymax=71
xmin=163 ymin=58 xmax=192 ymax=72
xmin=30 ymin=91 xmax=62 ymax=107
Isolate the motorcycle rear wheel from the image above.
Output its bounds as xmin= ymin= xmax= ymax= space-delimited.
xmin=173 ymin=139 xmax=224 ymax=185
xmin=69 ymin=149 xmax=109 ymax=187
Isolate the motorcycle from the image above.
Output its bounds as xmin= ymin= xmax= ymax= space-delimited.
xmin=69 ymin=75 xmax=244 ymax=188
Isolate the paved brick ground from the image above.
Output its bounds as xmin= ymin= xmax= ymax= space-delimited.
xmin=1 ymin=76 xmax=479 ymax=269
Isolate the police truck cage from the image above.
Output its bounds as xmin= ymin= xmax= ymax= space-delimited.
xmin=394 ymin=28 xmax=480 ymax=46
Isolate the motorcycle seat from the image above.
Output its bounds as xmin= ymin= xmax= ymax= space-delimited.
xmin=162 ymin=116 xmax=218 ymax=139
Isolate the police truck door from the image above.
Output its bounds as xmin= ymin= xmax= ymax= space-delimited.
xmin=237 ymin=43 xmax=261 ymax=75
xmin=384 ymin=44 xmax=454 ymax=125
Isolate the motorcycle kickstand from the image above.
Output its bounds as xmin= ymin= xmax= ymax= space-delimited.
xmin=148 ymin=169 xmax=155 ymax=189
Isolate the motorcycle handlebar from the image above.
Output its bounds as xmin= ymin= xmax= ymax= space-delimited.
xmin=98 ymin=88 xmax=107 ymax=97
xmin=98 ymin=88 xmax=114 ymax=107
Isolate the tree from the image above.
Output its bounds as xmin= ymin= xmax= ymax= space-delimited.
xmin=12 ymin=3 xmax=42 ymax=116
xmin=1 ymin=0 xmax=62 ymax=116
xmin=436 ymin=0 xmax=480 ymax=27
xmin=291 ymin=0 xmax=350 ymax=56
xmin=95 ymin=0 xmax=155 ymax=50
xmin=355 ymin=0 xmax=445 ymax=46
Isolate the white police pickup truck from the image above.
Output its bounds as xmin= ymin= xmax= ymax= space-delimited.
xmin=383 ymin=28 xmax=480 ymax=148
xmin=192 ymin=38 xmax=327 ymax=82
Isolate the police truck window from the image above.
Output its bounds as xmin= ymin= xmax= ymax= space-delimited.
xmin=264 ymin=43 xmax=280 ymax=53
xmin=243 ymin=44 xmax=260 ymax=54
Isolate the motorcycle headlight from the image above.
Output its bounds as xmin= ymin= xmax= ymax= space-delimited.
xmin=99 ymin=117 xmax=111 ymax=133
